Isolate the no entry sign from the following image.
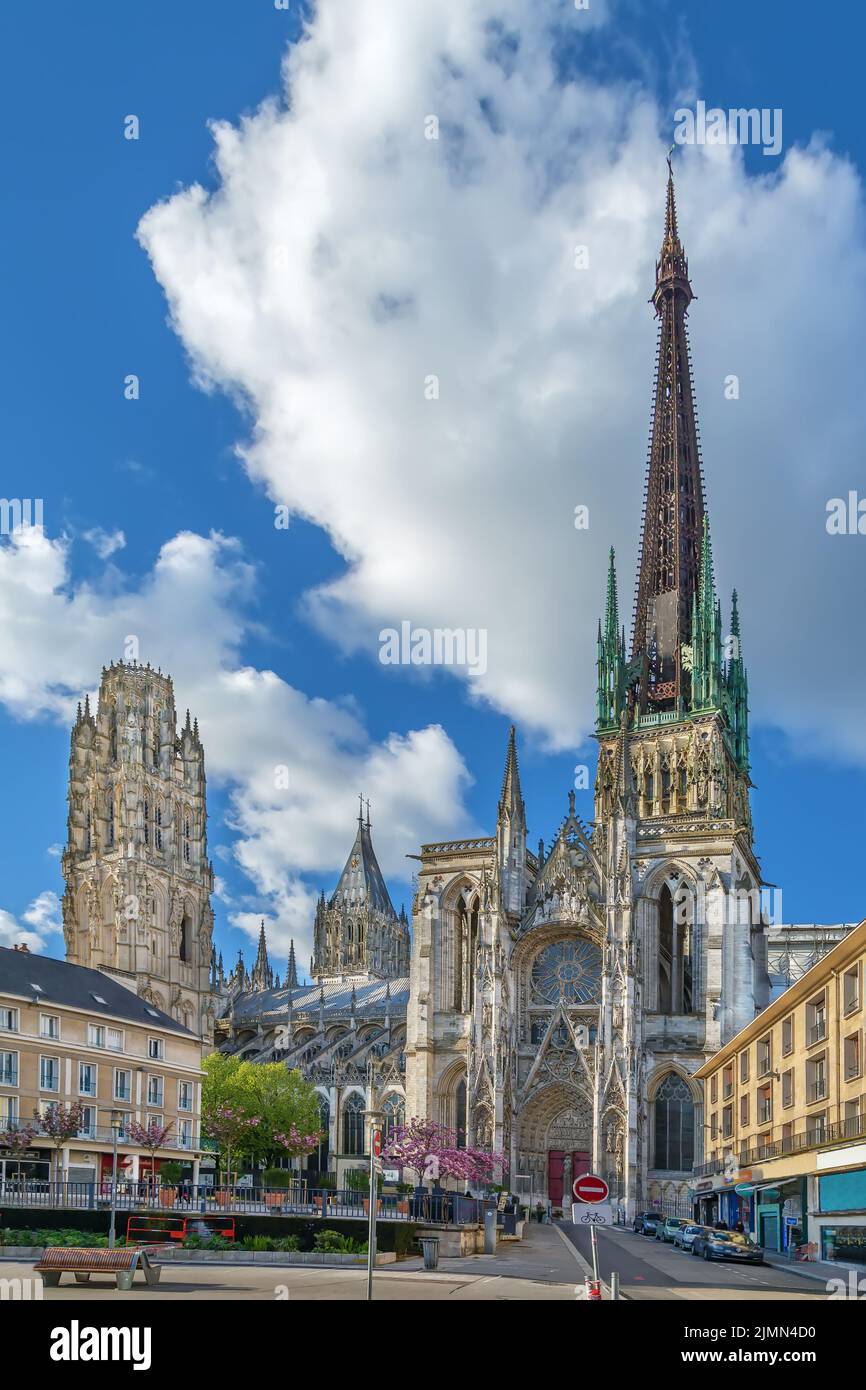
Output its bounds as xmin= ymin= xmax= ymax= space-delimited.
xmin=572 ymin=1173 xmax=609 ymax=1204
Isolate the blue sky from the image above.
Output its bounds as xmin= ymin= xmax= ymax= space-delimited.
xmin=1 ymin=0 xmax=865 ymax=980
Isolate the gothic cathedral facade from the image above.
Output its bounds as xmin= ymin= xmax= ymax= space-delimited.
xmin=405 ymin=168 xmax=769 ymax=1215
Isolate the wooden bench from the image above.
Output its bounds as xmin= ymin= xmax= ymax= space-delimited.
xmin=34 ymin=1246 xmax=161 ymax=1290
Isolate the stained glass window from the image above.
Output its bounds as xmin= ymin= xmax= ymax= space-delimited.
xmin=530 ymin=940 xmax=602 ymax=1005
xmin=653 ymin=1074 xmax=694 ymax=1171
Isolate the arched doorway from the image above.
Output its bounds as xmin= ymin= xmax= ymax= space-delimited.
xmin=516 ymin=1083 xmax=593 ymax=1208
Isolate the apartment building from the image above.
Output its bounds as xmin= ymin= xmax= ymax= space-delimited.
xmin=693 ymin=917 xmax=866 ymax=1265
xmin=0 ymin=943 xmax=204 ymax=1187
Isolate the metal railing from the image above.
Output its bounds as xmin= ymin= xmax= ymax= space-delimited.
xmin=0 ymin=1180 xmax=483 ymax=1226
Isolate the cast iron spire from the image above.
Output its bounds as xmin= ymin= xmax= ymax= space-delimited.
xmin=632 ymin=159 xmax=705 ymax=711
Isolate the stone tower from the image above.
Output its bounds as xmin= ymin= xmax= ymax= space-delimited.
xmin=591 ymin=163 xmax=768 ymax=1210
xmin=311 ymin=803 xmax=410 ymax=981
xmin=61 ymin=660 xmax=217 ymax=1041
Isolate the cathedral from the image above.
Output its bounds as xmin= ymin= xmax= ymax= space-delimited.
xmin=59 ymin=168 xmax=852 ymax=1214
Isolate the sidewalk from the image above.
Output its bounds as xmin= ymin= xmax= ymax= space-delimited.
xmin=761 ymin=1248 xmax=863 ymax=1288
xmin=398 ymin=1218 xmax=591 ymax=1289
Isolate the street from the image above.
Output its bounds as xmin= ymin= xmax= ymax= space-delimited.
xmin=563 ymin=1223 xmax=828 ymax=1300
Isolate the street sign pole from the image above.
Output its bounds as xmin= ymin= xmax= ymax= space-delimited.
xmin=573 ymin=1172 xmax=609 ymax=1301
xmin=366 ymin=1125 xmax=382 ymax=1302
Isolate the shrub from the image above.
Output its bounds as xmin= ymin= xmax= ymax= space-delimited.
xmin=313 ymin=1229 xmax=367 ymax=1255
xmin=263 ymin=1168 xmax=294 ymax=1189
xmin=274 ymin=1235 xmax=300 ymax=1252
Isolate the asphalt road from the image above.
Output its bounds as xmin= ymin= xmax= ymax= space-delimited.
xmin=562 ymin=1222 xmax=827 ymax=1300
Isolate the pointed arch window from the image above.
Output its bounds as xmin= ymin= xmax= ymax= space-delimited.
xmin=455 ymin=1078 xmax=467 ymax=1149
xmin=342 ymin=1092 xmax=366 ymax=1156
xmin=382 ymin=1091 xmax=404 ymax=1140
xmin=155 ymin=806 xmax=163 ymax=852
xmin=658 ymin=882 xmax=693 ymax=1014
xmin=108 ymin=793 xmax=115 ymax=848
xmin=653 ymin=1074 xmax=694 ymax=1172
xmin=84 ymin=810 xmax=92 ymax=854
xmin=143 ymin=799 xmax=150 ymax=846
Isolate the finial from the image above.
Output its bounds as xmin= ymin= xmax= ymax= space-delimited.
xmin=365 ymin=798 xmax=371 ymax=829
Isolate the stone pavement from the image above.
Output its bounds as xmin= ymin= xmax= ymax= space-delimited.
xmin=0 ymin=1226 xmax=587 ymax=1301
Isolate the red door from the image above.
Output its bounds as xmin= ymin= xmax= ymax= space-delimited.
xmin=548 ymin=1151 xmax=565 ymax=1203
xmin=572 ymin=1151 xmax=591 ymax=1183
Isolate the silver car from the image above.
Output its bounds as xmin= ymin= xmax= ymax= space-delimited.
xmin=673 ymin=1222 xmax=707 ymax=1251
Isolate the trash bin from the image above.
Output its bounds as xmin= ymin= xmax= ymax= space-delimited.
xmin=418 ymin=1236 xmax=440 ymax=1270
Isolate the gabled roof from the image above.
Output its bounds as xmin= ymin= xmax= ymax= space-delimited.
xmin=329 ymin=811 xmax=396 ymax=918
xmin=0 ymin=947 xmax=195 ymax=1036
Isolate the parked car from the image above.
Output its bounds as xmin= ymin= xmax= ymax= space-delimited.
xmin=632 ymin=1211 xmax=664 ymax=1236
xmin=691 ymin=1228 xmax=764 ymax=1264
xmin=673 ymin=1222 xmax=708 ymax=1251
xmin=656 ymin=1216 xmax=687 ymax=1243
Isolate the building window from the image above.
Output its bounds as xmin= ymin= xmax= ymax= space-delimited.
xmin=710 ymin=1074 xmax=718 ymax=1104
xmin=807 ymin=993 xmax=827 ymax=1046
xmin=455 ymin=1078 xmax=467 ymax=1148
xmin=807 ymin=1053 xmax=827 ymax=1104
xmin=782 ymin=1068 xmax=794 ymax=1108
xmin=308 ymin=1098 xmax=330 ymax=1173
xmin=78 ymin=1063 xmax=98 ymax=1097
xmin=40 ymin=1056 xmax=59 ymax=1092
xmin=88 ymin=1024 xmax=105 ymax=1048
xmin=0 ymin=1008 xmax=19 ymax=1033
xmin=653 ymin=1074 xmax=694 ymax=1172
xmin=782 ymin=1014 xmax=794 ymax=1056
xmin=155 ymin=806 xmax=163 ymax=851
xmin=382 ymin=1092 xmax=404 ymax=1140
xmin=657 ymin=884 xmax=692 ymax=1014
xmin=722 ymin=1104 xmax=733 ymax=1138
xmin=807 ymin=1110 xmax=827 ymax=1143
xmin=757 ymin=1084 xmax=772 ymax=1125
xmin=114 ymin=1069 xmax=131 ymax=1103
xmin=757 ymin=1035 xmax=772 ymax=1077
xmin=106 ymin=1028 xmax=123 ymax=1052
xmin=739 ymin=1051 xmax=749 ymax=1083
xmin=78 ymin=1106 xmax=97 ymax=1138
xmin=108 ymin=794 xmax=115 ymax=847
xmin=722 ymin=1064 xmax=734 ymax=1099
xmin=178 ymin=1118 xmax=193 ymax=1149
xmin=739 ymin=1094 xmax=749 ymax=1126
xmin=40 ymin=1014 xmax=60 ymax=1040
xmin=844 ymin=1033 xmax=861 ymax=1082
xmin=147 ymin=1076 xmax=164 ymax=1108
xmin=342 ymin=1092 xmax=366 ymax=1156
xmin=0 ymin=1095 xmax=19 ymax=1125
xmin=0 ymin=1051 xmax=19 ymax=1087
xmin=147 ymin=1037 xmax=164 ymax=1061
xmin=111 ymin=1110 xmax=130 ymax=1139
xmin=844 ymin=966 xmax=861 ymax=1016
xmin=178 ymin=1081 xmax=193 ymax=1112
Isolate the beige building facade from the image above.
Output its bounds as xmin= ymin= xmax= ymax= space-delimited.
xmin=0 ymin=944 xmax=204 ymax=1189
xmin=695 ymin=917 xmax=866 ymax=1264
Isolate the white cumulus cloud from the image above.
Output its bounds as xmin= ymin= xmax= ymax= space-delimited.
xmin=136 ymin=0 xmax=866 ymax=767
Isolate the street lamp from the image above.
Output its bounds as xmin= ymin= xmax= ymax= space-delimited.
xmin=364 ymin=1100 xmax=384 ymax=1303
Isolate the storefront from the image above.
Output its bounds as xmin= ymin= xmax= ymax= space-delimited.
xmin=812 ymin=1165 xmax=866 ymax=1266
xmin=0 ymin=1145 xmax=51 ymax=1188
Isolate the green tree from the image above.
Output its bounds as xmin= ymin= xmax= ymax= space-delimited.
xmin=201 ymin=1055 xmax=321 ymax=1177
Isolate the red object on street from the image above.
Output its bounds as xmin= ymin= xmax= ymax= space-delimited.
xmin=572 ymin=1173 xmax=609 ymax=1204
xmin=584 ymin=1278 xmax=602 ymax=1301
xmin=372 ymin=1129 xmax=382 ymax=1157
